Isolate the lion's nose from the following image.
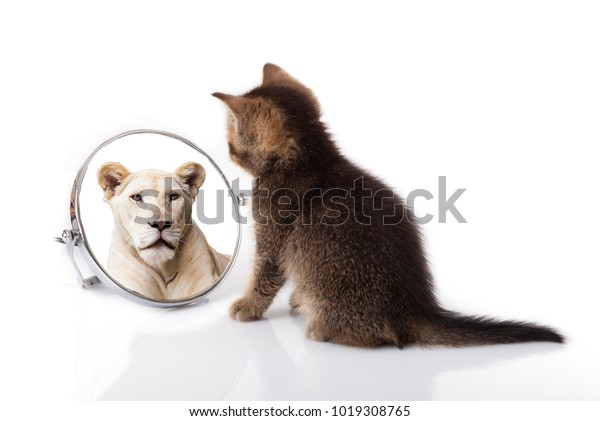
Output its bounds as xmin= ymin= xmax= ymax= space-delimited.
xmin=149 ymin=220 xmax=172 ymax=231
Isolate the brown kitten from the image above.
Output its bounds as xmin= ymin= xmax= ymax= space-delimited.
xmin=212 ymin=64 xmax=563 ymax=348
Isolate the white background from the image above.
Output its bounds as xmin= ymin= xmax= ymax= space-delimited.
xmin=1 ymin=0 xmax=599 ymax=414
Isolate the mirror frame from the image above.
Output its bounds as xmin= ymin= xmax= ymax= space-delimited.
xmin=61 ymin=129 xmax=243 ymax=307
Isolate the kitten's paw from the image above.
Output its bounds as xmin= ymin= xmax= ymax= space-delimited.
xmin=306 ymin=320 xmax=330 ymax=342
xmin=289 ymin=296 xmax=301 ymax=315
xmin=229 ymin=296 xmax=266 ymax=322
xmin=289 ymin=288 xmax=305 ymax=315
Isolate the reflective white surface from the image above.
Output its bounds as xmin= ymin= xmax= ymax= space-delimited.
xmin=64 ymin=231 xmax=594 ymax=401
xmin=13 ymin=225 xmax=596 ymax=402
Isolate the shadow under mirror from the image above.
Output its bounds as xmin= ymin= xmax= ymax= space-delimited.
xmin=72 ymin=130 xmax=240 ymax=305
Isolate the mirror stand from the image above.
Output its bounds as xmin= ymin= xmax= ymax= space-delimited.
xmin=56 ymin=229 xmax=102 ymax=289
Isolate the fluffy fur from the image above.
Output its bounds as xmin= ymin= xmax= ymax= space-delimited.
xmin=212 ymin=63 xmax=563 ymax=348
xmin=98 ymin=162 xmax=229 ymax=300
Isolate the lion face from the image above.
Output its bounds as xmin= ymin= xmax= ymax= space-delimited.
xmin=98 ymin=162 xmax=206 ymax=264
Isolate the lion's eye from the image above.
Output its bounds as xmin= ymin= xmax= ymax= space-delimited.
xmin=169 ymin=193 xmax=181 ymax=202
xmin=130 ymin=194 xmax=143 ymax=202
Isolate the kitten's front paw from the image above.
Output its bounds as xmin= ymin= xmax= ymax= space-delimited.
xmin=229 ymin=296 xmax=266 ymax=321
xmin=306 ymin=320 xmax=330 ymax=342
xmin=289 ymin=290 xmax=302 ymax=315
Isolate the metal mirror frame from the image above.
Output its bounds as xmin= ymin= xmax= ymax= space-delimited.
xmin=58 ymin=129 xmax=244 ymax=308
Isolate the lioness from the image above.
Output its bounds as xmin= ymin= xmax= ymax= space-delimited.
xmin=97 ymin=161 xmax=230 ymax=300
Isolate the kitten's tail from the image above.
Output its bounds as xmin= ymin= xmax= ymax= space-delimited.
xmin=415 ymin=310 xmax=564 ymax=347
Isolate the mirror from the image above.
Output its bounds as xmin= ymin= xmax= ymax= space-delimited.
xmin=62 ymin=130 xmax=241 ymax=307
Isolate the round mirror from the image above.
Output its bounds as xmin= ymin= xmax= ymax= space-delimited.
xmin=64 ymin=129 xmax=241 ymax=307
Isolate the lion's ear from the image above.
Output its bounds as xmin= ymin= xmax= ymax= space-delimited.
xmin=98 ymin=162 xmax=131 ymax=200
xmin=174 ymin=162 xmax=205 ymax=199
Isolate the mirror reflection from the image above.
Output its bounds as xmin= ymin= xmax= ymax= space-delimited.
xmin=77 ymin=131 xmax=238 ymax=302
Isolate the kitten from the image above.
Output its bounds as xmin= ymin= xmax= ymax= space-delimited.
xmin=212 ymin=63 xmax=563 ymax=348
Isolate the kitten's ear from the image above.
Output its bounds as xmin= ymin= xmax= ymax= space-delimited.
xmin=262 ymin=63 xmax=299 ymax=87
xmin=212 ymin=92 xmax=246 ymax=117
xmin=262 ymin=63 xmax=321 ymax=112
